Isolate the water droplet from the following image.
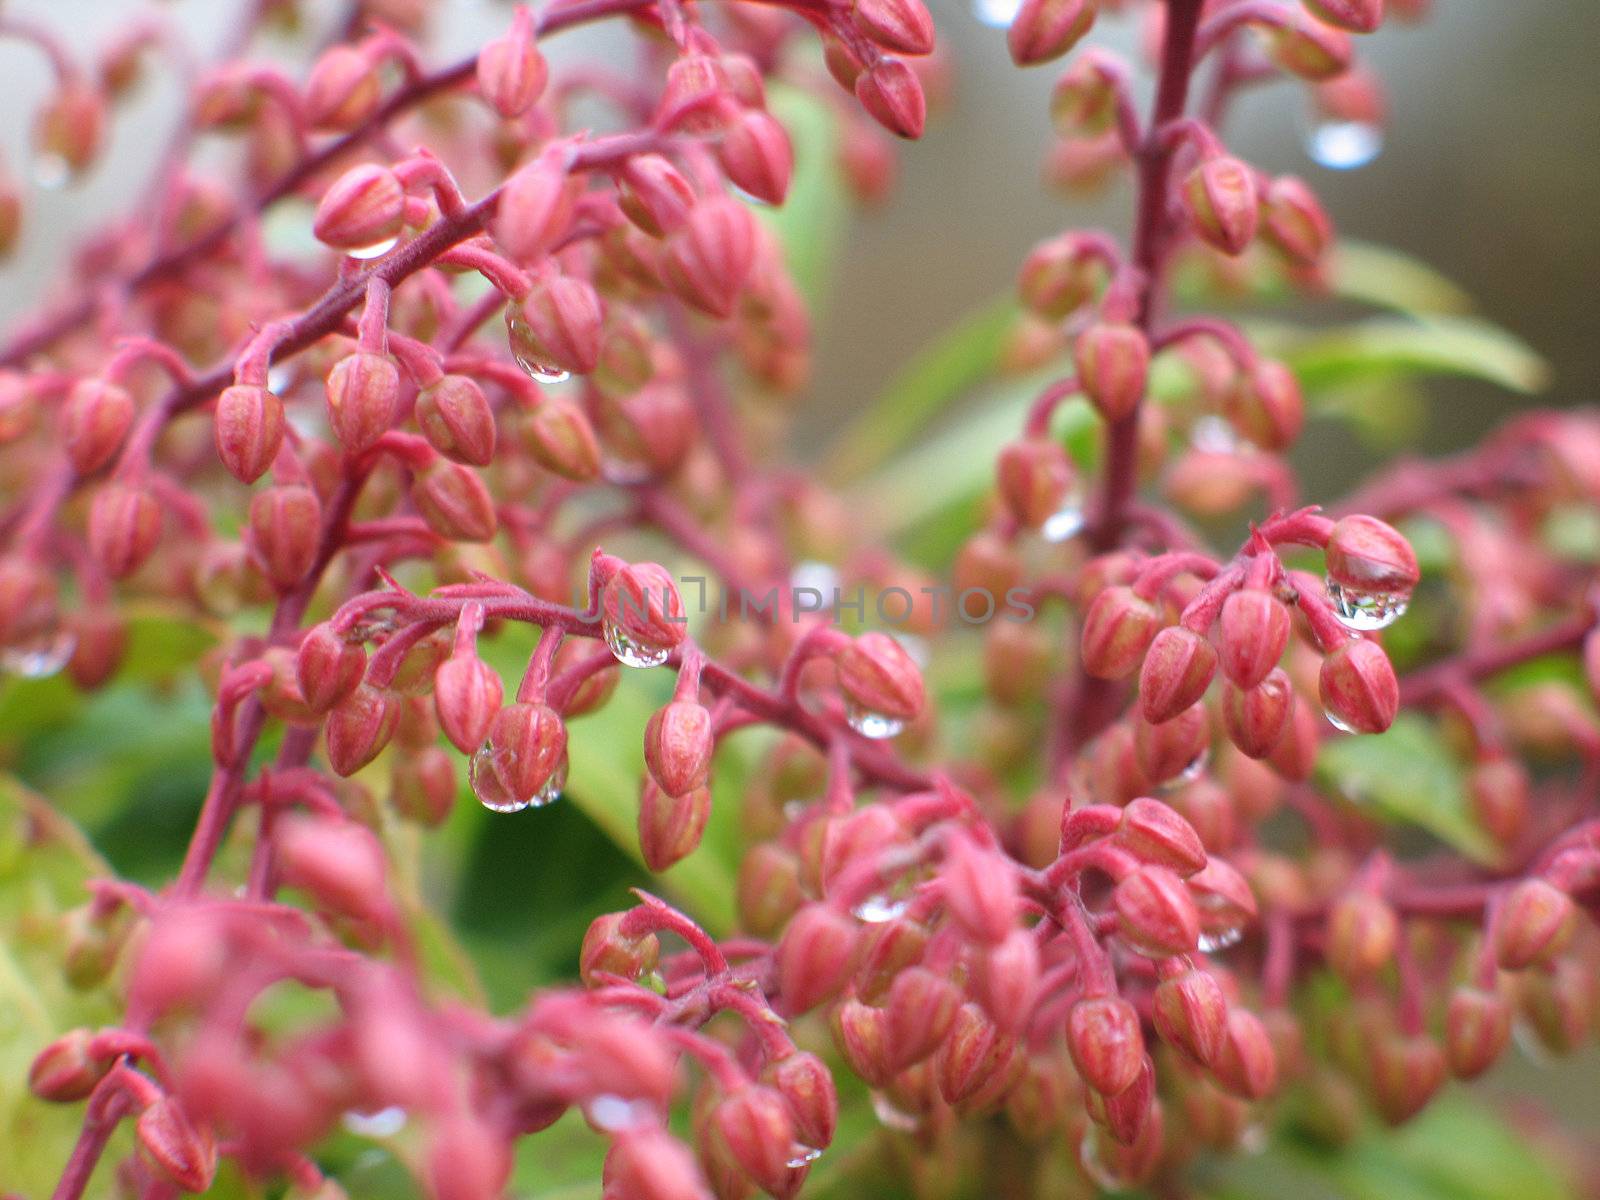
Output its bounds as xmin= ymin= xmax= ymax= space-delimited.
xmin=869 ymin=1091 xmax=920 ymax=1134
xmin=1239 ymin=1122 xmax=1269 ymax=1155
xmin=505 ymin=309 xmax=571 ymax=383
xmin=1 ymin=629 xmax=76 ymax=679
xmin=1304 ymin=120 xmax=1383 ymax=171
xmin=342 ymin=1106 xmax=406 ymax=1137
xmin=1325 ymin=578 xmax=1408 ymax=631
xmin=786 ymin=1145 xmax=823 ymax=1169
xmin=470 ymin=742 xmax=568 ymax=813
xmin=1324 ymin=707 xmax=1357 ymax=735
xmin=846 ymin=701 xmax=905 ymax=740
xmin=346 ymin=235 xmax=399 ymax=261
xmin=32 ymin=153 xmax=71 ymax=191
xmin=1198 ymin=926 xmax=1244 ymax=953
xmin=852 ymin=893 xmax=908 ymax=924
xmin=1190 ymin=415 xmax=1242 ymax=454
xmin=1041 ymin=499 xmax=1086 ymax=544
xmin=602 ymin=621 xmax=671 ymax=669
xmin=1162 ymin=746 xmax=1210 ymax=790
xmin=1078 ymin=1128 xmax=1135 ymax=1192
xmin=972 ymin=0 xmax=1022 ymax=26
xmin=266 ymin=365 xmax=292 ymax=394
xmin=790 ymin=560 xmax=840 ymax=596
xmin=587 ymin=1094 xmax=652 ymax=1132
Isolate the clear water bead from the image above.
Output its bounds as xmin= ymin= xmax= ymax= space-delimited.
xmin=587 ymin=1094 xmax=651 ymax=1132
xmin=790 ymin=559 xmax=840 ymax=596
xmin=1078 ymin=1130 xmax=1135 ymax=1192
xmin=1 ymin=630 xmax=76 ymax=679
xmin=869 ymin=1091 xmax=920 ymax=1134
xmin=972 ymin=0 xmax=1022 ymax=26
xmin=1325 ymin=577 xmax=1408 ymax=631
xmin=602 ymin=621 xmax=672 ymax=668
xmin=786 ymin=1145 xmax=823 ymax=1169
xmin=505 ymin=309 xmax=571 ymax=383
xmin=852 ymin=894 xmax=908 ymax=924
xmin=1324 ymin=707 xmax=1357 ymax=735
xmin=346 ymin=235 xmax=399 ymax=261
xmin=342 ymin=1106 xmax=407 ymax=1137
xmin=1304 ymin=120 xmax=1383 ymax=170
xmin=470 ymin=743 xmax=568 ymax=813
xmin=846 ymin=702 xmax=905 ymax=740
xmin=32 ymin=153 xmax=71 ymax=191
xmin=1198 ymin=926 xmax=1245 ymax=953
xmin=1191 ymin=414 xmax=1242 ymax=454
xmin=1163 ymin=747 xmax=1210 ymax=790
xmin=1041 ymin=502 xmax=1086 ymax=544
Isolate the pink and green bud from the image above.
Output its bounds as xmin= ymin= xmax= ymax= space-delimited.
xmin=602 ymin=561 xmax=689 ymax=659
xmin=392 ymin=746 xmax=458 ymax=827
xmin=1266 ymin=11 xmax=1354 ymax=80
xmin=1304 ymin=0 xmax=1385 ymax=34
xmin=618 ymin=154 xmax=698 ymax=238
xmin=1082 ymin=586 xmax=1162 ymax=680
xmin=777 ymin=904 xmax=857 ymax=1014
xmin=412 ymin=460 xmax=498 ymax=542
xmin=494 ymin=155 xmax=580 ymax=264
xmin=522 ymin=398 xmax=602 ymax=481
xmin=1325 ymin=890 xmax=1399 ymax=980
xmin=1370 ymin=1033 xmax=1445 ymax=1125
xmin=1325 ymin=515 xmax=1419 ymax=595
xmin=737 ymin=843 xmax=804 ymax=938
xmin=580 ymin=911 xmax=661 ymax=986
xmin=832 ymin=997 xmax=895 ymax=1086
xmin=1221 ymin=668 xmax=1292 ymax=759
xmin=89 ymin=484 xmax=162 ymax=580
xmin=1017 ymin=233 xmax=1101 ymax=318
xmin=29 ymin=1029 xmax=109 ymax=1102
xmin=63 ymin=378 xmax=134 ymax=475
xmin=1445 ymin=985 xmax=1511 ymax=1080
xmin=1262 ymin=175 xmax=1334 ymax=265
xmin=1117 ymin=797 xmax=1207 ymax=876
xmin=996 ymin=436 xmax=1076 ymax=528
xmin=710 ymin=1085 xmax=796 ymax=1196
xmin=974 ymin=928 xmax=1042 ymax=1033
xmin=717 ymin=109 xmax=794 ymax=206
xmin=1218 ymin=589 xmax=1291 ymax=689
xmin=1319 ymin=638 xmax=1399 ymax=734
xmin=1067 ymin=995 xmax=1145 ymax=1097
xmin=487 ymin=702 xmax=568 ymax=804
xmin=1115 ymin=864 xmax=1201 ymax=957
xmin=1139 ymin=625 xmax=1218 ymax=724
xmin=853 ymin=0 xmax=936 ymax=56
xmin=1182 ymin=156 xmax=1259 ymax=256
xmin=1494 ymin=878 xmax=1576 ymax=970
xmin=325 ymin=351 xmax=400 ymax=455
xmin=1153 ymin=968 xmax=1228 ymax=1066
xmin=34 ymin=81 xmax=106 ymax=178
xmin=937 ymin=1002 xmax=1019 ymax=1106
xmin=604 ymin=1126 xmax=709 ymax=1200
xmin=476 ymin=10 xmax=548 ymax=118
xmin=1225 ymin=358 xmax=1304 ymax=451
xmin=136 ymin=1097 xmax=217 ymax=1193
xmin=941 ymin=832 xmax=1019 ymax=945
xmin=214 ymin=384 xmax=286 ymax=483
xmin=886 ymin=965 xmax=963 ymax=1068
xmin=834 ymin=631 xmax=925 ymax=724
xmin=304 ymin=45 xmax=380 ymax=131
xmin=1075 ymin=321 xmax=1150 ymax=423
xmin=416 ymin=375 xmax=496 ymax=466
xmin=763 ymin=1051 xmax=837 ymax=1152
xmin=274 ymin=812 xmax=388 ymax=921
xmin=313 ymin=164 xmax=405 ymax=252
xmin=296 ymin=621 xmax=367 ymax=714
xmin=1211 ymin=1008 xmax=1278 ymax=1100
xmin=855 ymin=57 xmax=927 ymax=141
xmin=518 ymin=275 xmax=604 ymax=376
xmin=638 ymin=780 xmax=711 ymax=872
xmin=325 ymin=684 xmax=400 ymax=776
xmin=1008 ymin=0 xmax=1096 ymax=66
xmin=645 ymin=700 xmax=715 ymax=797
xmin=662 ymin=197 xmax=759 ymax=317
xmin=434 ymin=651 xmax=503 ymax=753
xmin=1134 ymin=701 xmax=1210 ymax=784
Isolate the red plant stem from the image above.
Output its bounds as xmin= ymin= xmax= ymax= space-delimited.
xmin=1397 ymin=612 xmax=1594 ymax=707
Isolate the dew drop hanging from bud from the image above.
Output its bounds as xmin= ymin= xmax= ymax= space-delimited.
xmin=846 ymin=701 xmax=905 ymax=740
xmin=1303 ymin=119 xmax=1383 ymax=171
xmin=345 ymin=234 xmax=399 ymax=260
xmin=1324 ymin=707 xmax=1357 ymax=734
xmin=32 ymin=154 xmax=71 ymax=191
xmin=1325 ymin=577 xmax=1409 ymax=631
xmin=1163 ymin=746 xmax=1210 ymax=790
xmin=505 ymin=308 xmax=571 ymax=384
xmin=786 ymin=1145 xmax=824 ymax=1169
xmin=852 ymin=893 xmax=908 ymax=923
xmin=341 ymin=1106 xmax=407 ymax=1138
xmin=870 ymin=1091 xmax=920 ymax=1133
xmin=602 ymin=619 xmax=672 ymax=669
xmin=1 ymin=629 xmax=76 ymax=679
xmin=1198 ymin=926 xmax=1245 ymax=953
xmin=1078 ymin=1129 xmax=1136 ymax=1193
xmin=971 ymin=0 xmax=1022 ymax=27
xmin=470 ymin=740 xmax=568 ymax=812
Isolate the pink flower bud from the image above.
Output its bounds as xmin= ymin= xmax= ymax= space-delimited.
xmin=1133 ymin=702 xmax=1210 ymax=785
xmin=1081 ymin=586 xmax=1162 ymax=679
xmin=1262 ymin=175 xmax=1333 ymax=265
xmin=296 ymin=621 xmax=367 ymax=713
xmin=1017 ymin=233 xmax=1101 ymax=318
xmin=1469 ymin=754 xmax=1530 ymax=846
xmin=63 ymin=378 xmax=134 ymax=475
xmin=1224 ymin=358 xmax=1304 ymax=451
xmin=835 ymin=631 xmax=925 ymax=725
xmin=1266 ymin=11 xmax=1353 ymax=80
xmin=658 ymin=54 xmax=735 ymax=132
xmin=1115 ymin=864 xmax=1201 ymax=957
xmin=1318 ymin=637 xmax=1398 ymax=734
xmin=423 ymin=1115 xmax=511 ymax=1200
xmin=662 ymin=197 xmax=759 ymax=318
xmin=313 ymin=164 xmax=405 ymax=252
xmin=477 ymin=16 xmax=548 ymax=118
xmin=1186 ymin=857 xmax=1258 ymax=938
xmin=996 ymin=437 xmax=1076 ymax=528
xmin=645 ymin=700 xmax=715 ymax=797
xmin=1304 ymin=0 xmax=1384 ymax=34
xmin=325 ymin=684 xmax=400 ymax=776
xmin=495 ymin=155 xmax=580 ymax=264
xmin=1210 ymin=1008 xmax=1277 ymax=1100
xmin=711 ymin=1086 xmax=795 ymax=1196
xmin=1325 ymin=515 xmax=1419 ymax=596
xmin=304 ymin=45 xmax=380 ymax=131
xmin=1266 ymin=694 xmax=1321 ymax=781
xmin=518 ymin=275 xmax=604 ymax=376
xmin=413 ymin=460 xmax=498 ymax=542
xmin=1325 ymin=890 xmax=1398 ymax=981
xmin=974 ymin=927 xmax=1041 ymax=1033
xmin=763 ymin=1051 xmax=838 ymax=1152
xmin=1067 ymin=995 xmax=1144 ymax=1096
xmin=29 ymin=1029 xmax=109 ymax=1102
xmin=393 ymin=746 xmax=458 ymax=827
xmin=737 ymin=843 xmax=804 ymax=937
xmin=580 ymin=911 xmax=661 ymax=986
xmin=0 ymin=181 xmax=19 ymax=261
xmin=886 ymin=965 xmax=963 ymax=1068
xmin=136 ymin=1097 xmax=217 ymax=1193
xmin=1139 ymin=626 xmax=1217 ymax=724
xmin=486 ymin=702 xmax=568 ymax=803
xmin=1370 ymin=1033 xmax=1444 ymax=1126
xmin=414 ymin=375 xmax=496 ymax=466
xmin=1007 ymin=0 xmax=1096 ymax=66
xmin=89 ymin=484 xmax=162 ymax=580
xmin=717 ymin=109 xmax=794 ymax=206
xmin=1098 ymin=1054 xmax=1156 ymax=1145
xmin=247 ymin=485 xmax=321 ymax=589
xmin=1182 ymin=156 xmax=1259 ymax=256
xmin=855 ymin=57 xmax=926 ymax=140
xmin=777 ymin=904 xmax=857 ymax=1013
xmin=274 ymin=812 xmax=388 ymax=922
xmin=832 ymin=997 xmax=895 ymax=1086
xmin=1153 ymin=968 xmax=1228 ymax=1066
xmin=522 ymin=398 xmax=602 ymax=481
xmin=1117 ymin=797 xmax=1207 ymax=876
xmin=602 ymin=561 xmax=688 ymax=660
xmin=325 ymin=351 xmax=400 ymax=455
xmin=213 ymin=384 xmax=286 ymax=483
xmin=605 ymin=1126 xmax=711 ymax=1200
xmin=618 ymin=155 xmax=697 ymax=238
xmin=1494 ymin=878 xmax=1576 ymax=970
xmin=1445 ymin=985 xmax=1510 ymax=1080
xmin=937 ymin=1002 xmax=1019 ymax=1106
xmin=1217 ymin=589 xmax=1290 ymax=689
xmin=853 ymin=0 xmax=936 ymax=56
xmin=434 ymin=652 xmax=503 ymax=753
xmin=638 ymin=780 xmax=711 ymax=871
xmin=35 ymin=81 xmax=106 ymax=178
xmin=1049 ymin=51 xmax=1119 ymax=133
xmin=941 ymin=833 xmax=1018 ymax=945
xmin=1221 ymin=669 xmax=1292 ymax=759
xmin=1075 ymin=322 xmax=1150 ymax=424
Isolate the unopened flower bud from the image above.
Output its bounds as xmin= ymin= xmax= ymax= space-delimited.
xmin=662 ymin=197 xmax=759 ymax=318
xmin=996 ymin=437 xmax=1076 ymax=528
xmin=274 ymin=813 xmax=388 ymax=925
xmin=580 ymin=911 xmax=661 ymax=986
xmin=63 ymin=378 xmax=134 ymax=475
xmin=937 ymin=1002 xmax=1019 ymax=1106
xmin=940 ymin=833 xmax=1018 ymax=945
xmin=213 ymin=384 xmax=286 ymax=483
xmin=304 ymin=45 xmax=380 ymax=131
xmin=1319 ymin=637 xmax=1398 ymax=734
xmin=855 ymin=57 xmax=926 ymax=140
xmin=413 ymin=460 xmax=498 ymax=542
xmin=1075 ymin=322 xmax=1150 ymax=424
xmin=1117 ymin=797 xmax=1207 ymax=875
xmin=413 ymin=375 xmax=496 ymax=467
xmin=325 ymin=352 xmax=400 ymax=455
xmin=710 ymin=1085 xmax=795 ymax=1196
xmin=325 ymin=684 xmax=399 ymax=776
xmin=658 ymin=53 xmax=734 ymax=132
xmin=313 ymin=163 xmax=404 ymax=252
xmin=604 ymin=1126 xmax=709 ymax=1200
xmin=1186 ymin=857 xmax=1258 ymax=938
xmin=518 ymin=275 xmax=604 ymax=376
xmin=486 ymin=702 xmax=568 ymax=803
xmin=645 ymin=700 xmax=715 ymax=797
xmin=1370 ymin=1033 xmax=1445 ymax=1125
xmin=1325 ymin=515 xmax=1419 ymax=596
xmin=602 ymin=561 xmax=688 ymax=662
xmin=638 ymin=780 xmax=711 ymax=872
xmin=853 ymin=0 xmax=936 ymax=56
xmin=1211 ymin=1008 xmax=1277 ymax=1100
xmin=1221 ymin=669 xmax=1293 ymax=759
xmin=1325 ymin=890 xmax=1398 ymax=980
xmin=763 ymin=1051 xmax=837 ymax=1152
xmin=717 ymin=109 xmax=794 ymax=206
xmin=392 ymin=746 xmax=457 ymax=827
xmin=423 ymin=1116 xmax=512 ymax=1200
xmin=1262 ymin=175 xmax=1333 ymax=265
xmin=832 ymin=997 xmax=895 ymax=1086
xmin=296 ymin=621 xmax=367 ymax=714
xmin=1017 ymin=233 xmax=1101 ymax=318
xmin=1217 ymin=589 xmax=1290 ymax=689
xmin=29 ymin=1029 xmax=109 ymax=1102
xmin=737 ymin=843 xmax=803 ymax=938
xmin=1494 ymin=878 xmax=1576 ymax=970
xmin=1153 ymin=968 xmax=1228 ymax=1066
xmin=1224 ymin=358 xmax=1304 ymax=451
xmin=1445 ymin=985 xmax=1510 ymax=1080
xmin=1008 ymin=0 xmax=1096 ymax=66
xmin=477 ymin=13 xmax=548 ymax=118
xmin=1134 ymin=700 xmax=1210 ymax=784
xmin=835 ymin=631 xmax=925 ymax=726
xmin=1182 ymin=156 xmax=1259 ymax=256
xmin=434 ymin=652 xmax=503 ymax=753
xmin=1067 ymin=995 xmax=1144 ymax=1096
xmin=1469 ymin=754 xmax=1530 ymax=846
xmin=1266 ymin=11 xmax=1353 ymax=80
xmin=1267 ymin=694 xmax=1321 ymax=781
xmin=777 ymin=904 xmax=857 ymax=1013
xmin=35 ymin=81 xmax=106 ymax=178
xmin=618 ymin=154 xmax=697 ymax=238
xmin=523 ymin=398 xmax=602 ymax=481
xmin=1081 ymin=586 xmax=1161 ymax=679
xmin=1304 ymin=0 xmax=1384 ymax=34
xmin=1139 ymin=625 xmax=1217 ymax=724
xmin=885 ymin=965 xmax=963 ymax=1069
xmin=973 ymin=927 xmax=1041 ymax=1033
xmin=495 ymin=155 xmax=580 ymax=263
xmin=247 ymin=485 xmax=321 ymax=589
xmin=1115 ymin=865 xmax=1201 ymax=957
xmin=89 ymin=484 xmax=162 ymax=580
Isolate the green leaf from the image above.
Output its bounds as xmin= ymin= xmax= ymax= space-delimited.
xmin=1328 ymin=241 xmax=1476 ymax=316
xmin=823 ymin=298 xmax=1018 ymax=485
xmin=1314 ymin=714 xmax=1497 ymax=863
xmin=1282 ymin=315 xmax=1549 ymax=395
